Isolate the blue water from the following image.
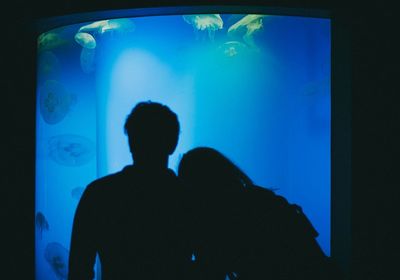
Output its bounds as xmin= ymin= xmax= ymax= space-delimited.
xmin=36 ymin=13 xmax=330 ymax=279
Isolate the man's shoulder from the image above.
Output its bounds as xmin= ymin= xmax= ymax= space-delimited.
xmin=84 ymin=169 xmax=128 ymax=195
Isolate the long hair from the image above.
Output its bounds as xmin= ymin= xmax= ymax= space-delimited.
xmin=178 ymin=147 xmax=253 ymax=192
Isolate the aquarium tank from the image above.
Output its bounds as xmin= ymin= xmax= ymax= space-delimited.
xmin=35 ymin=7 xmax=331 ymax=280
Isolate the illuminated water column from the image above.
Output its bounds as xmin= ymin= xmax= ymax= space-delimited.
xmin=96 ymin=48 xmax=195 ymax=176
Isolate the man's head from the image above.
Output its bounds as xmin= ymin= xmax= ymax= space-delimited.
xmin=124 ymin=101 xmax=180 ymax=164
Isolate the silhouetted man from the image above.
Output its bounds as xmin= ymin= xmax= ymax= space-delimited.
xmin=68 ymin=101 xmax=192 ymax=280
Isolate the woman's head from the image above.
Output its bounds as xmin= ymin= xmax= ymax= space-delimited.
xmin=178 ymin=147 xmax=253 ymax=193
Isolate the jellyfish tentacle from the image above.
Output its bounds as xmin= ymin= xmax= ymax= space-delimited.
xmin=80 ymin=47 xmax=96 ymax=74
xmin=36 ymin=212 xmax=49 ymax=240
xmin=208 ymin=29 xmax=216 ymax=42
xmin=243 ymin=32 xmax=256 ymax=48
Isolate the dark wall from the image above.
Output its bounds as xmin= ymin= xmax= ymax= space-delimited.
xmin=348 ymin=4 xmax=398 ymax=280
xmin=2 ymin=1 xmax=397 ymax=279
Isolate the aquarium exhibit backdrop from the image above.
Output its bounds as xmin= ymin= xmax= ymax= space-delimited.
xmin=35 ymin=13 xmax=331 ymax=280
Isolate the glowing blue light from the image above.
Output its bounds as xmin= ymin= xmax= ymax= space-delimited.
xmin=36 ymin=12 xmax=331 ymax=280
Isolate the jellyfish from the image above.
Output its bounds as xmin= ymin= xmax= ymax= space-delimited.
xmin=227 ymin=14 xmax=267 ymax=48
xmin=78 ymin=20 xmax=109 ymax=34
xmin=74 ymin=32 xmax=96 ymax=49
xmin=183 ymin=14 xmax=223 ymax=41
xmin=78 ymin=18 xmax=135 ymax=35
xmin=38 ymin=32 xmax=68 ymax=52
xmin=74 ymin=32 xmax=96 ymax=73
xmin=35 ymin=212 xmax=49 ymax=239
xmin=37 ymin=51 xmax=60 ymax=80
xmin=102 ymin=18 xmax=135 ymax=34
xmin=71 ymin=186 xmax=85 ymax=200
xmin=48 ymin=134 xmax=95 ymax=166
xmin=44 ymin=242 xmax=69 ymax=280
xmin=218 ymin=41 xmax=248 ymax=57
xmin=80 ymin=47 xmax=96 ymax=74
xmin=38 ymin=80 xmax=77 ymax=124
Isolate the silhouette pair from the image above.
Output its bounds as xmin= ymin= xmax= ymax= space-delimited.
xmin=68 ymin=101 xmax=341 ymax=280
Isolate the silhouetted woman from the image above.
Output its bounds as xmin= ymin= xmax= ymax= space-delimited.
xmin=178 ymin=147 xmax=342 ymax=280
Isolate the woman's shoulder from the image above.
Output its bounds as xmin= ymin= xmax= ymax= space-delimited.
xmin=246 ymin=185 xmax=289 ymax=207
